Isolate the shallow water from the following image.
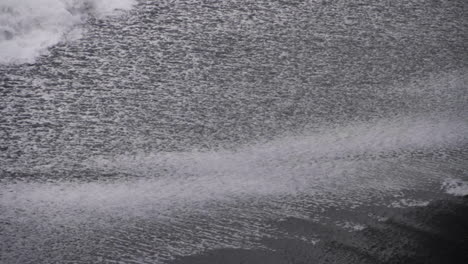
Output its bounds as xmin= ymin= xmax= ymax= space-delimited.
xmin=1 ymin=0 xmax=467 ymax=263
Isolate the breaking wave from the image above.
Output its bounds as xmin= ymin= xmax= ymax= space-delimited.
xmin=0 ymin=0 xmax=136 ymax=64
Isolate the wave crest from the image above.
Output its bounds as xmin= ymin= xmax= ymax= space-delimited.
xmin=0 ymin=0 xmax=135 ymax=64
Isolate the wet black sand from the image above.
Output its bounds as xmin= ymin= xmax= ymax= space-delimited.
xmin=172 ymin=196 xmax=468 ymax=264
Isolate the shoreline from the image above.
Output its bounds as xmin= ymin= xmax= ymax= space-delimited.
xmin=172 ymin=196 xmax=468 ymax=264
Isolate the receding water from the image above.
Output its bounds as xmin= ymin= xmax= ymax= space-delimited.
xmin=1 ymin=0 xmax=467 ymax=263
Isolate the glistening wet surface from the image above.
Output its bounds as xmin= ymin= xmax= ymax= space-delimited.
xmin=1 ymin=0 xmax=467 ymax=263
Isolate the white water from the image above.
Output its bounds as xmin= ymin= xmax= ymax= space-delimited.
xmin=0 ymin=0 xmax=135 ymax=64
xmin=442 ymin=178 xmax=468 ymax=197
xmin=2 ymin=113 xmax=466 ymax=262
xmin=2 ymin=114 xmax=467 ymax=220
xmin=1 ymin=1 xmax=467 ymax=262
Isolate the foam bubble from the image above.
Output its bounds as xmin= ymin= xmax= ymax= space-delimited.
xmin=336 ymin=221 xmax=366 ymax=232
xmin=389 ymin=199 xmax=430 ymax=208
xmin=442 ymin=179 xmax=468 ymax=197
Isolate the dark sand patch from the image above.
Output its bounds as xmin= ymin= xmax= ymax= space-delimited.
xmin=172 ymin=197 xmax=468 ymax=264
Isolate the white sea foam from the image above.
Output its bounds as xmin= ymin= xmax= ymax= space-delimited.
xmin=336 ymin=221 xmax=366 ymax=232
xmin=1 ymin=114 xmax=466 ymax=219
xmin=88 ymin=114 xmax=468 ymax=176
xmin=389 ymin=199 xmax=430 ymax=208
xmin=1 ymin=114 xmax=466 ymax=262
xmin=442 ymin=179 xmax=468 ymax=197
xmin=0 ymin=0 xmax=135 ymax=64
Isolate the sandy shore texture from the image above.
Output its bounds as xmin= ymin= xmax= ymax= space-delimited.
xmin=172 ymin=196 xmax=468 ymax=264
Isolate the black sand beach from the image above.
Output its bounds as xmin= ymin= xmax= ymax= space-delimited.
xmin=173 ymin=196 xmax=468 ymax=264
